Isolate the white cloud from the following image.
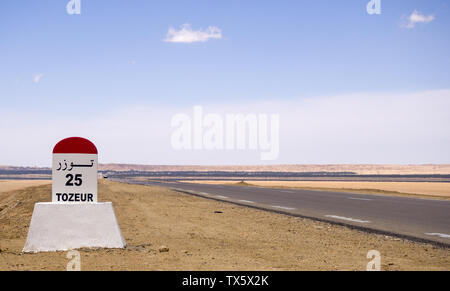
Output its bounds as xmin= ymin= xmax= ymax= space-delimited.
xmin=404 ymin=10 xmax=435 ymax=29
xmin=1 ymin=90 xmax=450 ymax=166
xmin=33 ymin=73 xmax=44 ymax=84
xmin=164 ymin=24 xmax=222 ymax=43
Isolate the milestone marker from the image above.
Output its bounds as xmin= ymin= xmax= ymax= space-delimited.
xmin=23 ymin=137 xmax=126 ymax=253
xmin=52 ymin=137 xmax=98 ymax=203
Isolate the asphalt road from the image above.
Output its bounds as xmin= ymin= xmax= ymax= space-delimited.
xmin=116 ymin=179 xmax=450 ymax=247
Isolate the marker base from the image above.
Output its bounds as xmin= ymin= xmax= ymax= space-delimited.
xmin=23 ymin=202 xmax=126 ymax=253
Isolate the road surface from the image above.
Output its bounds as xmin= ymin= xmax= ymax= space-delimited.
xmin=115 ymin=179 xmax=450 ymax=247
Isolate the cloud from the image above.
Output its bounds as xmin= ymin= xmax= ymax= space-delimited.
xmin=404 ymin=10 xmax=435 ymax=29
xmin=1 ymin=90 xmax=450 ymax=166
xmin=164 ymin=24 xmax=222 ymax=43
xmin=33 ymin=73 xmax=44 ymax=84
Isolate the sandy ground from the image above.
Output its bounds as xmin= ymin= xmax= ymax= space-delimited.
xmin=180 ymin=180 xmax=450 ymax=200
xmin=0 ymin=180 xmax=448 ymax=271
xmin=0 ymin=180 xmax=50 ymax=196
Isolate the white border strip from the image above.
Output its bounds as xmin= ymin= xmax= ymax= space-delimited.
xmin=271 ymin=205 xmax=296 ymax=211
xmin=425 ymin=233 xmax=450 ymax=239
xmin=348 ymin=197 xmax=372 ymax=201
xmin=238 ymin=200 xmax=255 ymax=204
xmin=325 ymin=215 xmax=370 ymax=223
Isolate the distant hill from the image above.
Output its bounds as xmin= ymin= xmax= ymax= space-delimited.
xmin=1 ymin=164 xmax=450 ymax=175
xmin=98 ymin=164 xmax=450 ymax=175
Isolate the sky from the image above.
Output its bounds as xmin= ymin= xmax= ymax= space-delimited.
xmin=0 ymin=0 xmax=449 ymax=166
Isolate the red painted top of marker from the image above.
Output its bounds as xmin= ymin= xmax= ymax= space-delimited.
xmin=53 ymin=137 xmax=98 ymax=154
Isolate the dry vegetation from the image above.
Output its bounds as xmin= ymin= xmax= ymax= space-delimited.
xmin=0 ymin=180 xmax=449 ymax=270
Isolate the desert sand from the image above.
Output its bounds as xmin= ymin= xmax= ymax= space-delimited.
xmin=0 ymin=180 xmax=50 ymax=195
xmin=0 ymin=180 xmax=448 ymax=270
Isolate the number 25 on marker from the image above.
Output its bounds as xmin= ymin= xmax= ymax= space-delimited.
xmin=66 ymin=174 xmax=83 ymax=186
